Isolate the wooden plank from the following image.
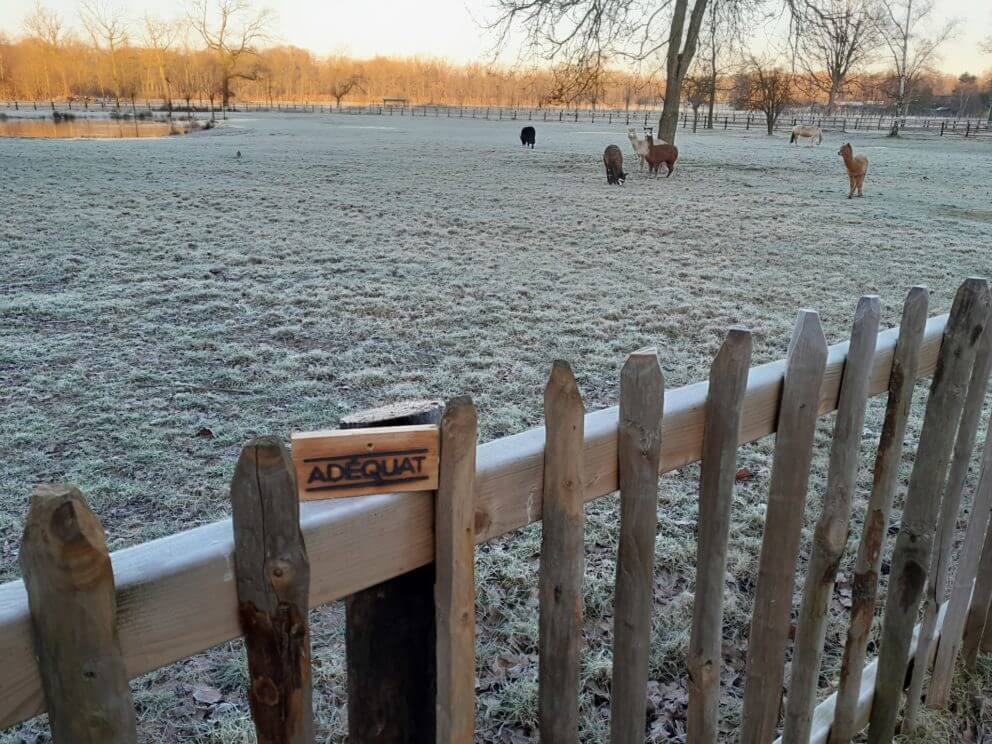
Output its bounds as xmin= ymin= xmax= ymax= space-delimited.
xmin=685 ymin=329 xmax=752 ymax=744
xmin=927 ymin=407 xmax=992 ymax=706
xmin=868 ymin=277 xmax=991 ymax=744
xmin=784 ymin=297 xmax=881 ymax=743
xmin=538 ymin=360 xmax=586 ymax=743
xmin=291 ymin=425 xmax=440 ymax=500
xmin=231 ymin=437 xmax=312 ymax=744
xmin=739 ymin=310 xmax=829 ymax=744
xmin=342 ymin=402 xmax=443 ymax=744
xmin=829 ymin=287 xmax=930 ymax=744
xmin=19 ymin=485 xmax=137 ymax=743
xmin=961 ymin=516 xmax=992 ymax=670
xmin=773 ymin=605 xmax=948 ymax=744
xmin=0 ymin=313 xmax=950 ymax=731
xmin=435 ymin=397 xmax=478 ymax=744
xmin=903 ymin=317 xmax=992 ymax=728
xmin=610 ymin=348 xmax=666 ymax=744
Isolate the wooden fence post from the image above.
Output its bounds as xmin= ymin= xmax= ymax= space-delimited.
xmin=231 ymin=437 xmax=313 ymax=744
xmin=961 ymin=519 xmax=992 ymax=669
xmin=830 ymin=287 xmax=929 ymax=744
xmin=20 ymin=485 xmax=137 ymax=743
xmin=867 ymin=277 xmax=991 ymax=744
xmin=785 ymin=297 xmax=881 ymax=743
xmin=539 ymin=361 xmax=585 ymax=743
xmin=686 ymin=329 xmax=752 ymax=744
xmin=927 ymin=407 xmax=992 ymax=706
xmin=739 ymin=311 xmax=828 ymax=744
xmin=435 ymin=397 xmax=478 ymax=744
xmin=904 ymin=316 xmax=992 ymax=728
xmin=343 ymin=400 xmax=443 ymax=743
xmin=610 ymin=349 xmax=665 ymax=744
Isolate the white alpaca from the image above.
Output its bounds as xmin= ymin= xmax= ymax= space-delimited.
xmin=627 ymin=127 xmax=668 ymax=170
xmin=627 ymin=127 xmax=650 ymax=171
xmin=790 ymin=125 xmax=823 ymax=146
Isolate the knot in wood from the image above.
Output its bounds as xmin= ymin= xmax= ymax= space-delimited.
xmin=251 ymin=676 xmax=281 ymax=707
xmin=267 ymin=559 xmax=295 ymax=590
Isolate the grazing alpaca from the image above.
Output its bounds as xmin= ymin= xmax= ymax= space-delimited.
xmin=520 ymin=126 xmax=536 ymax=148
xmin=838 ymin=143 xmax=868 ymax=198
xmin=644 ymin=135 xmax=678 ymax=178
xmin=790 ymin=125 xmax=823 ymax=146
xmin=626 ymin=127 xmax=650 ymax=171
xmin=603 ymin=144 xmax=627 ymax=186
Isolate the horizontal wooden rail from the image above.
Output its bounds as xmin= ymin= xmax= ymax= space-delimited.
xmin=0 ymin=314 xmax=948 ymax=729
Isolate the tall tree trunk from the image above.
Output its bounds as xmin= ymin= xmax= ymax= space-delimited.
xmin=657 ymin=0 xmax=709 ymax=144
xmin=825 ymin=79 xmax=841 ymax=116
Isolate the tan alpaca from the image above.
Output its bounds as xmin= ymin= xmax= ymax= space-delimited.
xmin=838 ymin=143 xmax=868 ymax=199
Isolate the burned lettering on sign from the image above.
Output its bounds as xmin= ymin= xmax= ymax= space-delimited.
xmin=304 ymin=449 xmax=431 ymax=493
xmin=290 ymin=425 xmax=440 ymax=501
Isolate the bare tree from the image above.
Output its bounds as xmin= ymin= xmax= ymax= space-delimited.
xmin=876 ymin=0 xmax=956 ymax=134
xmin=682 ymin=72 xmax=711 ymax=129
xmin=23 ymin=3 xmax=67 ymax=97
xmin=79 ymin=1 xmax=128 ymax=106
xmin=790 ymin=0 xmax=880 ymax=115
xmin=188 ymin=0 xmax=272 ymax=109
xmin=328 ymin=72 xmax=366 ymax=108
xmin=735 ymin=58 xmax=795 ymax=134
xmin=490 ymin=0 xmax=721 ymax=143
xmin=143 ymin=16 xmax=178 ymax=109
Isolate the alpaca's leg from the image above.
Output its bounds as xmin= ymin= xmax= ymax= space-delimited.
xmin=848 ymin=175 xmax=855 ymax=199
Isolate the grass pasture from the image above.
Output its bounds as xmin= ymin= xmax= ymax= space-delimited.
xmin=2 ymin=111 xmax=992 ymax=741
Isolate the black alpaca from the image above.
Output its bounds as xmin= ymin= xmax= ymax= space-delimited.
xmin=520 ymin=126 xmax=536 ymax=148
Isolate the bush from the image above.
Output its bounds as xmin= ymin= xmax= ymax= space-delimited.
xmin=52 ymin=110 xmax=76 ymax=122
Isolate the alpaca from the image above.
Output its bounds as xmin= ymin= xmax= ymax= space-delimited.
xmin=603 ymin=144 xmax=627 ymax=186
xmin=644 ymin=135 xmax=678 ymax=178
xmin=520 ymin=126 xmax=536 ymax=148
xmin=626 ymin=127 xmax=649 ymax=171
xmin=790 ymin=125 xmax=823 ymax=146
xmin=838 ymin=143 xmax=868 ymax=198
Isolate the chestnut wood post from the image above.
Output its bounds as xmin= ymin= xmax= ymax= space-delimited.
xmin=739 ymin=311 xmax=828 ymax=744
xmin=686 ymin=329 xmax=752 ymax=744
xmin=231 ymin=437 xmax=313 ymax=744
xmin=784 ymin=296 xmax=880 ymax=743
xmin=830 ymin=287 xmax=929 ymax=744
xmin=20 ymin=485 xmax=137 ymax=744
xmin=610 ymin=348 xmax=665 ymax=744
xmin=868 ymin=277 xmax=991 ymax=744
xmin=538 ymin=361 xmax=586 ymax=743
xmin=343 ymin=400 xmax=443 ymax=743
xmin=435 ymin=397 xmax=478 ymax=744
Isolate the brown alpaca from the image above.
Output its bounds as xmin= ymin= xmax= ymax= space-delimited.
xmin=645 ymin=135 xmax=678 ymax=178
xmin=838 ymin=143 xmax=868 ymax=198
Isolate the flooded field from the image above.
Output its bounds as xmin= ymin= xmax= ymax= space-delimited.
xmin=0 ymin=116 xmax=204 ymax=139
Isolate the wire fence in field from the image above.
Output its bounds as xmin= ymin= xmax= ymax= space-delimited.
xmin=4 ymin=97 xmax=992 ymax=140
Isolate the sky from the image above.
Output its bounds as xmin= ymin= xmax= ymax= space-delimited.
xmin=2 ymin=0 xmax=990 ymax=75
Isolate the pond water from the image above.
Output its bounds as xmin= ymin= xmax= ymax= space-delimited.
xmin=0 ymin=117 xmax=202 ymax=139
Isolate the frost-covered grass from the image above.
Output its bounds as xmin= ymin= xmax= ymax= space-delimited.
xmin=2 ymin=112 xmax=991 ymax=741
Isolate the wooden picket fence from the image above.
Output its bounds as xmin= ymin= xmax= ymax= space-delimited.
xmin=4 ymin=277 xmax=992 ymax=743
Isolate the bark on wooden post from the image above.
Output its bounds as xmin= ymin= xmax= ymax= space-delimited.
xmin=435 ymin=397 xmax=478 ymax=744
xmin=343 ymin=400 xmax=443 ymax=743
xmin=686 ymin=328 xmax=752 ymax=744
xmin=610 ymin=348 xmax=665 ymax=744
xmin=739 ymin=310 xmax=828 ymax=744
xmin=830 ymin=287 xmax=929 ymax=744
xmin=539 ymin=361 xmax=585 ymax=743
xmin=868 ymin=277 xmax=991 ymax=744
xmin=19 ymin=485 xmax=137 ymax=744
xmin=904 ymin=319 xmax=992 ymax=728
xmin=231 ymin=437 xmax=313 ymax=744
xmin=927 ymin=408 xmax=992 ymax=706
xmin=784 ymin=296 xmax=880 ymax=743
xmin=961 ymin=520 xmax=992 ymax=670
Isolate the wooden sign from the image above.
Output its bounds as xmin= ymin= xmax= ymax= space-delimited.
xmin=291 ymin=425 xmax=440 ymax=501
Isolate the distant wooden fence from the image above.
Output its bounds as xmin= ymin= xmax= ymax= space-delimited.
xmin=3 ymin=277 xmax=992 ymax=743
xmin=4 ymin=98 xmax=991 ymax=139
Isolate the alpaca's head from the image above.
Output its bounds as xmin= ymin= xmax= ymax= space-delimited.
xmin=839 ymin=143 xmax=852 ymax=158
xmin=616 ymin=171 xmax=627 ymax=186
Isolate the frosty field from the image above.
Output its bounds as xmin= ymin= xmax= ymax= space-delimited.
xmin=2 ymin=111 xmax=992 ymax=741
